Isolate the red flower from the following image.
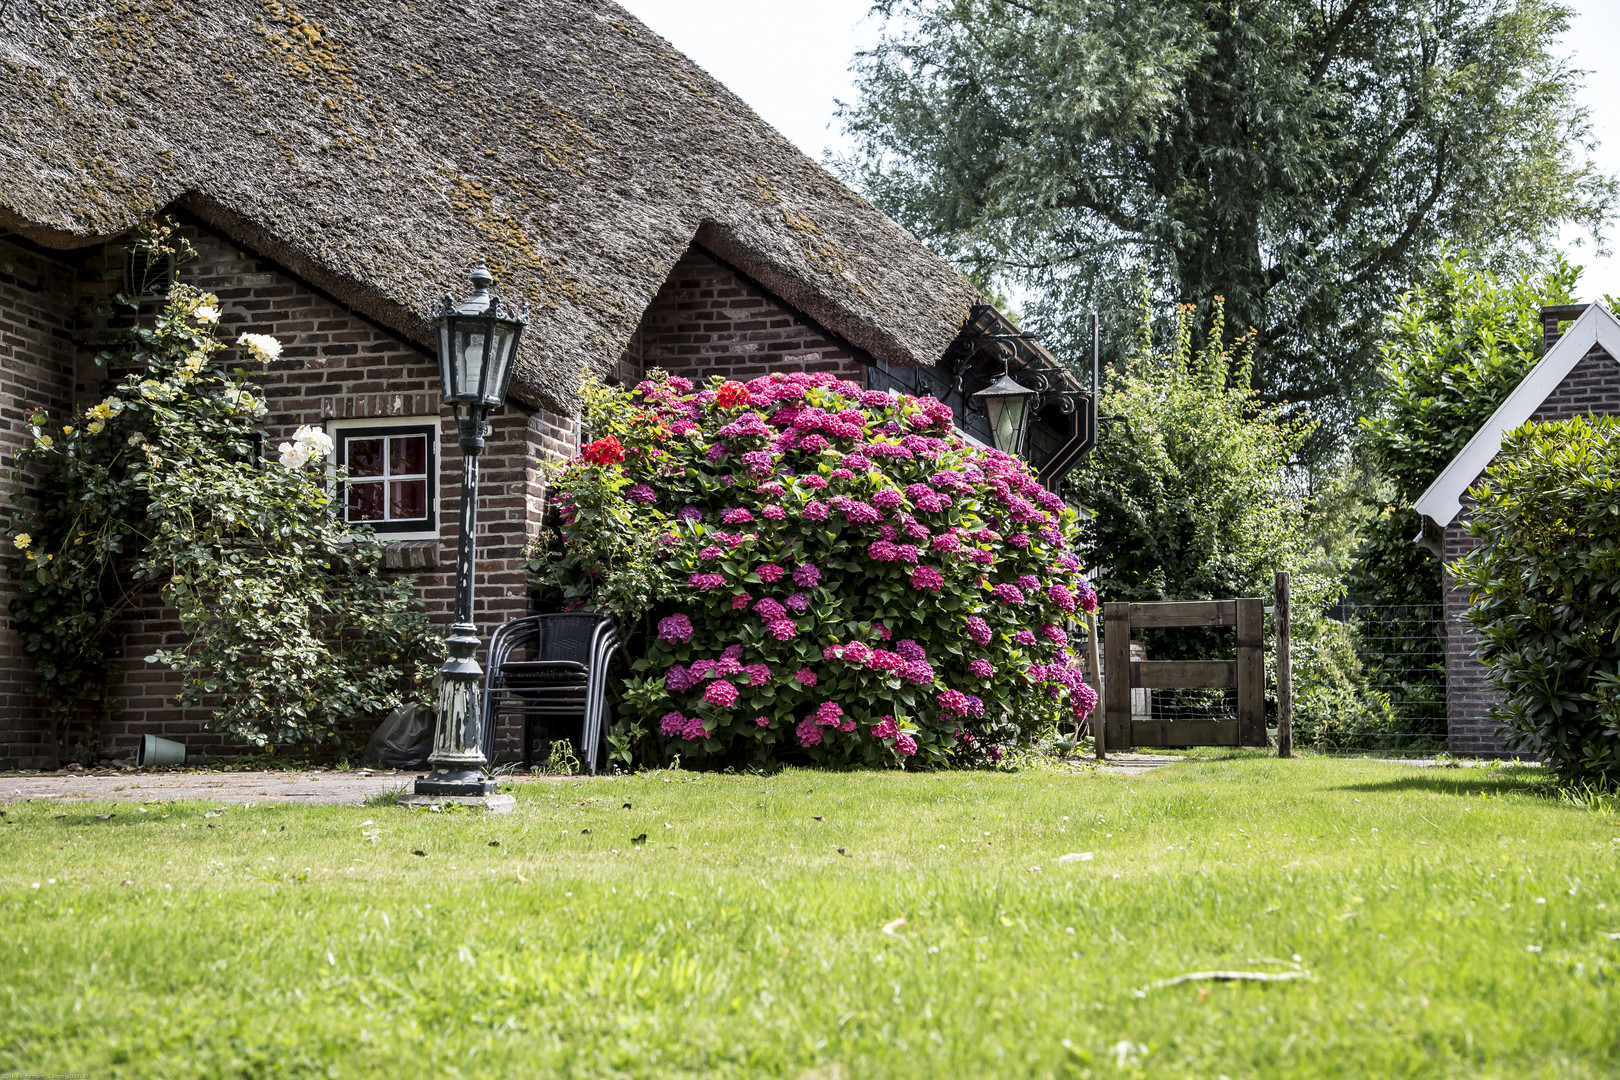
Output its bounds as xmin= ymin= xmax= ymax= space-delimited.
xmin=582 ymin=436 xmax=625 ymax=466
xmin=714 ymin=381 xmax=751 ymax=409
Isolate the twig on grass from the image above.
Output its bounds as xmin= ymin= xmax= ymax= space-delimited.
xmin=1134 ymin=970 xmax=1312 ymax=997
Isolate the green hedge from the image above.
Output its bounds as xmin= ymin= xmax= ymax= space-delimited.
xmin=1455 ymin=416 xmax=1620 ymax=783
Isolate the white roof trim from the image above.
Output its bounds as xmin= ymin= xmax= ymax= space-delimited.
xmin=1413 ymin=303 xmax=1620 ymax=529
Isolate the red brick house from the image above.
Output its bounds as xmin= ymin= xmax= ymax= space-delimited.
xmin=1413 ymin=302 xmax=1620 ymax=755
xmin=0 ymin=0 xmax=1088 ymax=767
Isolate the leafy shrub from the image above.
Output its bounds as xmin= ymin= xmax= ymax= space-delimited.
xmin=7 ymin=224 xmax=442 ymax=753
xmin=531 ymin=372 xmax=1098 ymax=768
xmin=1067 ymin=294 xmax=1387 ymax=743
xmin=1454 ymin=417 xmax=1620 ymax=784
xmin=1347 ymin=249 xmax=1580 ymax=745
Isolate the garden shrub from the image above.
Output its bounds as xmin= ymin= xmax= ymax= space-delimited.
xmin=531 ymin=371 xmax=1098 ymax=768
xmin=7 ymin=223 xmax=442 ymax=754
xmin=1454 ymin=416 xmax=1620 ymax=785
xmin=1067 ymin=293 xmax=1387 ymax=747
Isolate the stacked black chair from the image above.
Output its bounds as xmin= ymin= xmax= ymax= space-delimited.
xmin=480 ymin=613 xmax=624 ymax=775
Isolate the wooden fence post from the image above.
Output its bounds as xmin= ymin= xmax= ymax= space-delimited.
xmin=1088 ymin=609 xmax=1104 ymax=760
xmin=1103 ymin=603 xmax=1131 ymax=753
xmin=1275 ymin=571 xmax=1293 ymax=758
xmin=1235 ymin=598 xmax=1265 ymax=747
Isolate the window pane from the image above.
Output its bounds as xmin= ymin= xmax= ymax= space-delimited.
xmin=389 ymin=479 xmax=427 ymax=522
xmin=390 ymin=434 xmax=428 ymax=477
xmin=347 ymin=438 xmax=384 ymax=477
xmin=348 ymin=481 xmax=385 ymax=522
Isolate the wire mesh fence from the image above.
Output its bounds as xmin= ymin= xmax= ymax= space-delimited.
xmin=1299 ymin=600 xmax=1447 ymax=755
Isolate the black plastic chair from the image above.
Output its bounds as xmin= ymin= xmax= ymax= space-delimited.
xmin=480 ymin=613 xmax=624 ymax=774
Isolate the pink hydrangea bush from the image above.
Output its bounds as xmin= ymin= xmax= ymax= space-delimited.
xmin=534 ymin=371 xmax=1099 ymax=768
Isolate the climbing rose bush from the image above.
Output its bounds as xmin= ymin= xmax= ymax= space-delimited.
xmin=533 ymin=371 xmax=1098 ymax=768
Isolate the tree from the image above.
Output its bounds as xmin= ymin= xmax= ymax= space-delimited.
xmin=839 ymin=0 xmax=1614 ymax=447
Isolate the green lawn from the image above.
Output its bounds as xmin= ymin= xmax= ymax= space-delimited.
xmin=2 ymin=755 xmax=1617 ymax=1079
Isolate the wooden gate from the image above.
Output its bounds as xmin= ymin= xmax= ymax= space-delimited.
xmin=1100 ymin=599 xmax=1267 ymax=749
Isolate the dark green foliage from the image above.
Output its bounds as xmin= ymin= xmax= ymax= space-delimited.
xmin=840 ymin=0 xmax=1614 ymax=446
xmin=1455 ymin=417 xmax=1620 ymax=784
xmin=1347 ymin=250 xmax=1580 ymax=747
xmin=1069 ymin=295 xmax=1397 ymax=744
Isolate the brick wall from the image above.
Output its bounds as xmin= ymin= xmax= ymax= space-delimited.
xmin=1 ymin=230 xmax=875 ymax=768
xmin=1441 ymin=342 xmax=1620 ymax=756
xmin=622 ymin=246 xmax=869 ymax=388
xmin=0 ymin=239 xmax=80 ymax=769
xmin=1 ymin=222 xmax=578 ymax=766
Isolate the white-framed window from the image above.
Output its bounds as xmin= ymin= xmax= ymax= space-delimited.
xmin=325 ymin=417 xmax=441 ymax=541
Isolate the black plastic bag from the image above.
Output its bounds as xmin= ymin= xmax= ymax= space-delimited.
xmin=362 ymin=703 xmax=434 ymax=769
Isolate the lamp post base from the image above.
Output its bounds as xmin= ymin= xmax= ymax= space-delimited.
xmin=414 ymin=769 xmax=500 ymax=798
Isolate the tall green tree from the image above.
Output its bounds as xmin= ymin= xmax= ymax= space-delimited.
xmin=839 ymin=0 xmax=1614 ymax=444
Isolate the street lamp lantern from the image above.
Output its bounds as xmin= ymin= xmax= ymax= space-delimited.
xmin=433 ymin=263 xmax=526 ymax=407
xmin=973 ymin=362 xmax=1039 ymax=456
xmin=415 ymin=263 xmax=528 ymax=800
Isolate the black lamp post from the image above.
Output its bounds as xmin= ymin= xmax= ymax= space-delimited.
xmin=414 ymin=263 xmax=528 ymax=799
xmin=972 ymin=351 xmax=1040 ymax=456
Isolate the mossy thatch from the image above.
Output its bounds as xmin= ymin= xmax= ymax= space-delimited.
xmin=0 ymin=0 xmax=982 ymax=414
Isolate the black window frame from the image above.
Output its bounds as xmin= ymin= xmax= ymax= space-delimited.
xmin=332 ymin=423 xmax=438 ymax=535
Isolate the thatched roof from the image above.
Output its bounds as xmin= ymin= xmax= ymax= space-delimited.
xmin=0 ymin=0 xmax=982 ymax=414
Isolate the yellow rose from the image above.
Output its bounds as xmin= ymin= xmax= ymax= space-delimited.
xmin=12 ymin=533 xmax=31 ymax=551
xmin=87 ymin=421 xmax=105 ymax=435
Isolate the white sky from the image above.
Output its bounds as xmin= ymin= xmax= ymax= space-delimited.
xmin=616 ymin=0 xmax=1620 ymax=302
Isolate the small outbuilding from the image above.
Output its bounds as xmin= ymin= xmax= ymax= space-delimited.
xmin=1413 ymin=302 xmax=1620 ymax=755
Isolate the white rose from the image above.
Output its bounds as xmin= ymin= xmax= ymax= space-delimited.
xmin=194 ymin=305 xmax=221 ymax=324
xmin=237 ymin=333 xmax=284 ymax=364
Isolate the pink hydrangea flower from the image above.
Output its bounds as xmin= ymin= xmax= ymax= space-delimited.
xmin=800 ymin=475 xmax=828 ymax=489
xmin=1072 ymin=682 xmax=1099 ymax=717
xmin=841 ymin=640 xmax=873 ymax=667
xmin=873 ymin=621 xmax=893 ymax=641
xmin=872 ymin=488 xmax=904 ymax=511
xmin=731 ymin=593 xmax=751 ymax=611
xmin=871 ymin=716 xmax=899 ymax=740
xmin=793 ymin=667 xmax=818 ymax=688
xmin=1042 ymin=623 xmax=1068 ymax=646
xmin=625 ymin=484 xmax=657 ymax=504
xmin=868 ymin=649 xmax=903 ymax=673
xmin=761 ymin=505 xmax=787 ymax=521
xmin=1013 ymin=629 xmax=1037 ymax=646
xmin=722 ymin=508 xmax=755 ymax=525
xmin=910 ymin=565 xmax=944 ymax=592
xmin=803 ymin=500 xmax=830 ymax=522
xmin=793 ymin=563 xmax=821 ymax=588
xmin=968 ymin=659 xmax=994 ymax=679
xmin=992 ymin=583 xmax=1025 ymax=605
xmin=895 ymin=733 xmax=918 ymax=757
xmin=766 ymin=619 xmax=798 ymax=641
xmin=705 ymin=680 xmax=739 ymax=708
xmin=830 ymin=468 xmax=855 ymax=481
xmin=664 ymin=665 xmax=694 ymax=692
xmin=1048 ymin=584 xmax=1076 ymax=612
xmin=756 ymin=563 xmax=785 ymax=583
xmin=784 ymin=592 xmax=810 ymax=611
xmin=937 ymin=689 xmax=972 ymax=716
xmin=755 ymin=716 xmax=771 ymax=728
xmin=1017 ymin=574 xmax=1041 ymax=592
xmin=895 ymin=639 xmax=926 ymax=661
xmin=743 ymin=662 xmax=772 ymax=686
xmin=699 ymin=546 xmax=724 ymax=561
xmin=965 ymin=617 xmax=992 ymax=647
xmin=754 ymin=597 xmax=786 ymax=620
xmin=660 ymin=711 xmax=689 ymax=737
xmin=657 ymin=614 xmax=693 ymax=643
xmin=899 ymin=659 xmax=935 ymax=686
xmin=796 ymin=718 xmax=824 ymax=747
xmin=688 ymin=573 xmax=726 ymax=590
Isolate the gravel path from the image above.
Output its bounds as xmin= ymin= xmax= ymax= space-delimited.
xmin=1 ymin=770 xmax=468 ymax=806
